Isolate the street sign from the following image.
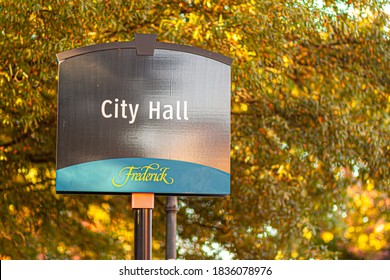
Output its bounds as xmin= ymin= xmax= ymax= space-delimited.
xmin=56 ymin=35 xmax=232 ymax=196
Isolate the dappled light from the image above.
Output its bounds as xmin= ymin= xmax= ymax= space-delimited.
xmin=1 ymin=0 xmax=389 ymax=260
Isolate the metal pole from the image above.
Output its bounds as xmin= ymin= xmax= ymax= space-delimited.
xmin=165 ymin=196 xmax=178 ymax=260
xmin=132 ymin=193 xmax=154 ymax=260
xmin=134 ymin=208 xmax=152 ymax=260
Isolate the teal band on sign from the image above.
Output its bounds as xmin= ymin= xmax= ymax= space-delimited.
xmin=56 ymin=158 xmax=230 ymax=196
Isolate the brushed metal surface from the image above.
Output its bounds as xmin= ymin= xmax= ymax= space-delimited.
xmin=57 ymin=48 xmax=230 ymax=174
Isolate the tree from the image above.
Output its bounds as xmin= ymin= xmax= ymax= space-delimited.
xmin=0 ymin=0 xmax=388 ymax=259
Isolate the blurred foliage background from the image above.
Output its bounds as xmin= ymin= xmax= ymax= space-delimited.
xmin=0 ymin=0 xmax=389 ymax=260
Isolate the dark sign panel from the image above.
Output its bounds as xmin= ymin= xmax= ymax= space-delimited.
xmin=56 ymin=35 xmax=232 ymax=195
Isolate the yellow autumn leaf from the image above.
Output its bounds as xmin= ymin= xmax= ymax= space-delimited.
xmin=321 ymin=231 xmax=334 ymax=243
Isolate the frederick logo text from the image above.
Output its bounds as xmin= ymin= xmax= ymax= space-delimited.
xmin=112 ymin=163 xmax=174 ymax=187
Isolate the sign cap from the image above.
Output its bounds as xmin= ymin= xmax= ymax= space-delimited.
xmin=135 ymin=34 xmax=157 ymax=56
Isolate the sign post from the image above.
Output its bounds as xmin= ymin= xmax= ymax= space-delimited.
xmin=132 ymin=193 xmax=154 ymax=260
xmin=56 ymin=34 xmax=232 ymax=259
xmin=165 ymin=196 xmax=178 ymax=260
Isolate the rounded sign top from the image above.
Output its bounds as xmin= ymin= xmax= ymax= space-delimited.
xmin=57 ymin=34 xmax=233 ymax=66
